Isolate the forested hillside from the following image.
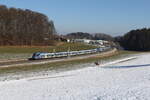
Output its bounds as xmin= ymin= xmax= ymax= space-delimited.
xmin=65 ymin=32 xmax=114 ymax=41
xmin=115 ymin=28 xmax=150 ymax=51
xmin=0 ymin=5 xmax=56 ymax=46
xmin=65 ymin=32 xmax=93 ymax=39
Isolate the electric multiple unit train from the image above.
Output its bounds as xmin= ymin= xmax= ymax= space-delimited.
xmin=30 ymin=47 xmax=111 ymax=60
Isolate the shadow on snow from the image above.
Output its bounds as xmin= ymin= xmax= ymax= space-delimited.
xmin=102 ymin=64 xmax=150 ymax=69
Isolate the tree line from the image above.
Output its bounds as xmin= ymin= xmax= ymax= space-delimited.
xmin=115 ymin=28 xmax=150 ymax=51
xmin=65 ymin=32 xmax=114 ymax=41
xmin=0 ymin=5 xmax=56 ymax=46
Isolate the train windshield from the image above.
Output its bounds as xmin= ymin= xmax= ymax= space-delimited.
xmin=32 ymin=52 xmax=40 ymax=57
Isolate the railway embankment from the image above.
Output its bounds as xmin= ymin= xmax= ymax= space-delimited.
xmin=0 ymin=48 xmax=117 ymax=68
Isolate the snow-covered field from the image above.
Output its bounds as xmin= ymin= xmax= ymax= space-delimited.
xmin=0 ymin=53 xmax=150 ymax=100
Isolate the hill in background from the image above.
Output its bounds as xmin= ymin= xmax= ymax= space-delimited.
xmin=65 ymin=32 xmax=114 ymax=41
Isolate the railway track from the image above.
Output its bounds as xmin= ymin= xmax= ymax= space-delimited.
xmin=0 ymin=48 xmax=117 ymax=68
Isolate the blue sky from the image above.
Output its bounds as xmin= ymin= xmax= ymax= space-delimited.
xmin=0 ymin=0 xmax=150 ymax=36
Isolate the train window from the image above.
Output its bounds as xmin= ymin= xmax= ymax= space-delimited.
xmin=47 ymin=55 xmax=52 ymax=57
xmin=32 ymin=53 xmax=36 ymax=57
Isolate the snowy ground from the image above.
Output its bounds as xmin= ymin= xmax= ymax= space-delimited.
xmin=0 ymin=53 xmax=150 ymax=100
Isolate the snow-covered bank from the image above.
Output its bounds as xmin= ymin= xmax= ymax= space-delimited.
xmin=0 ymin=53 xmax=150 ymax=100
xmin=99 ymin=56 xmax=137 ymax=67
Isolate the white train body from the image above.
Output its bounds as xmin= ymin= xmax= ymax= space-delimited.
xmin=31 ymin=47 xmax=110 ymax=60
